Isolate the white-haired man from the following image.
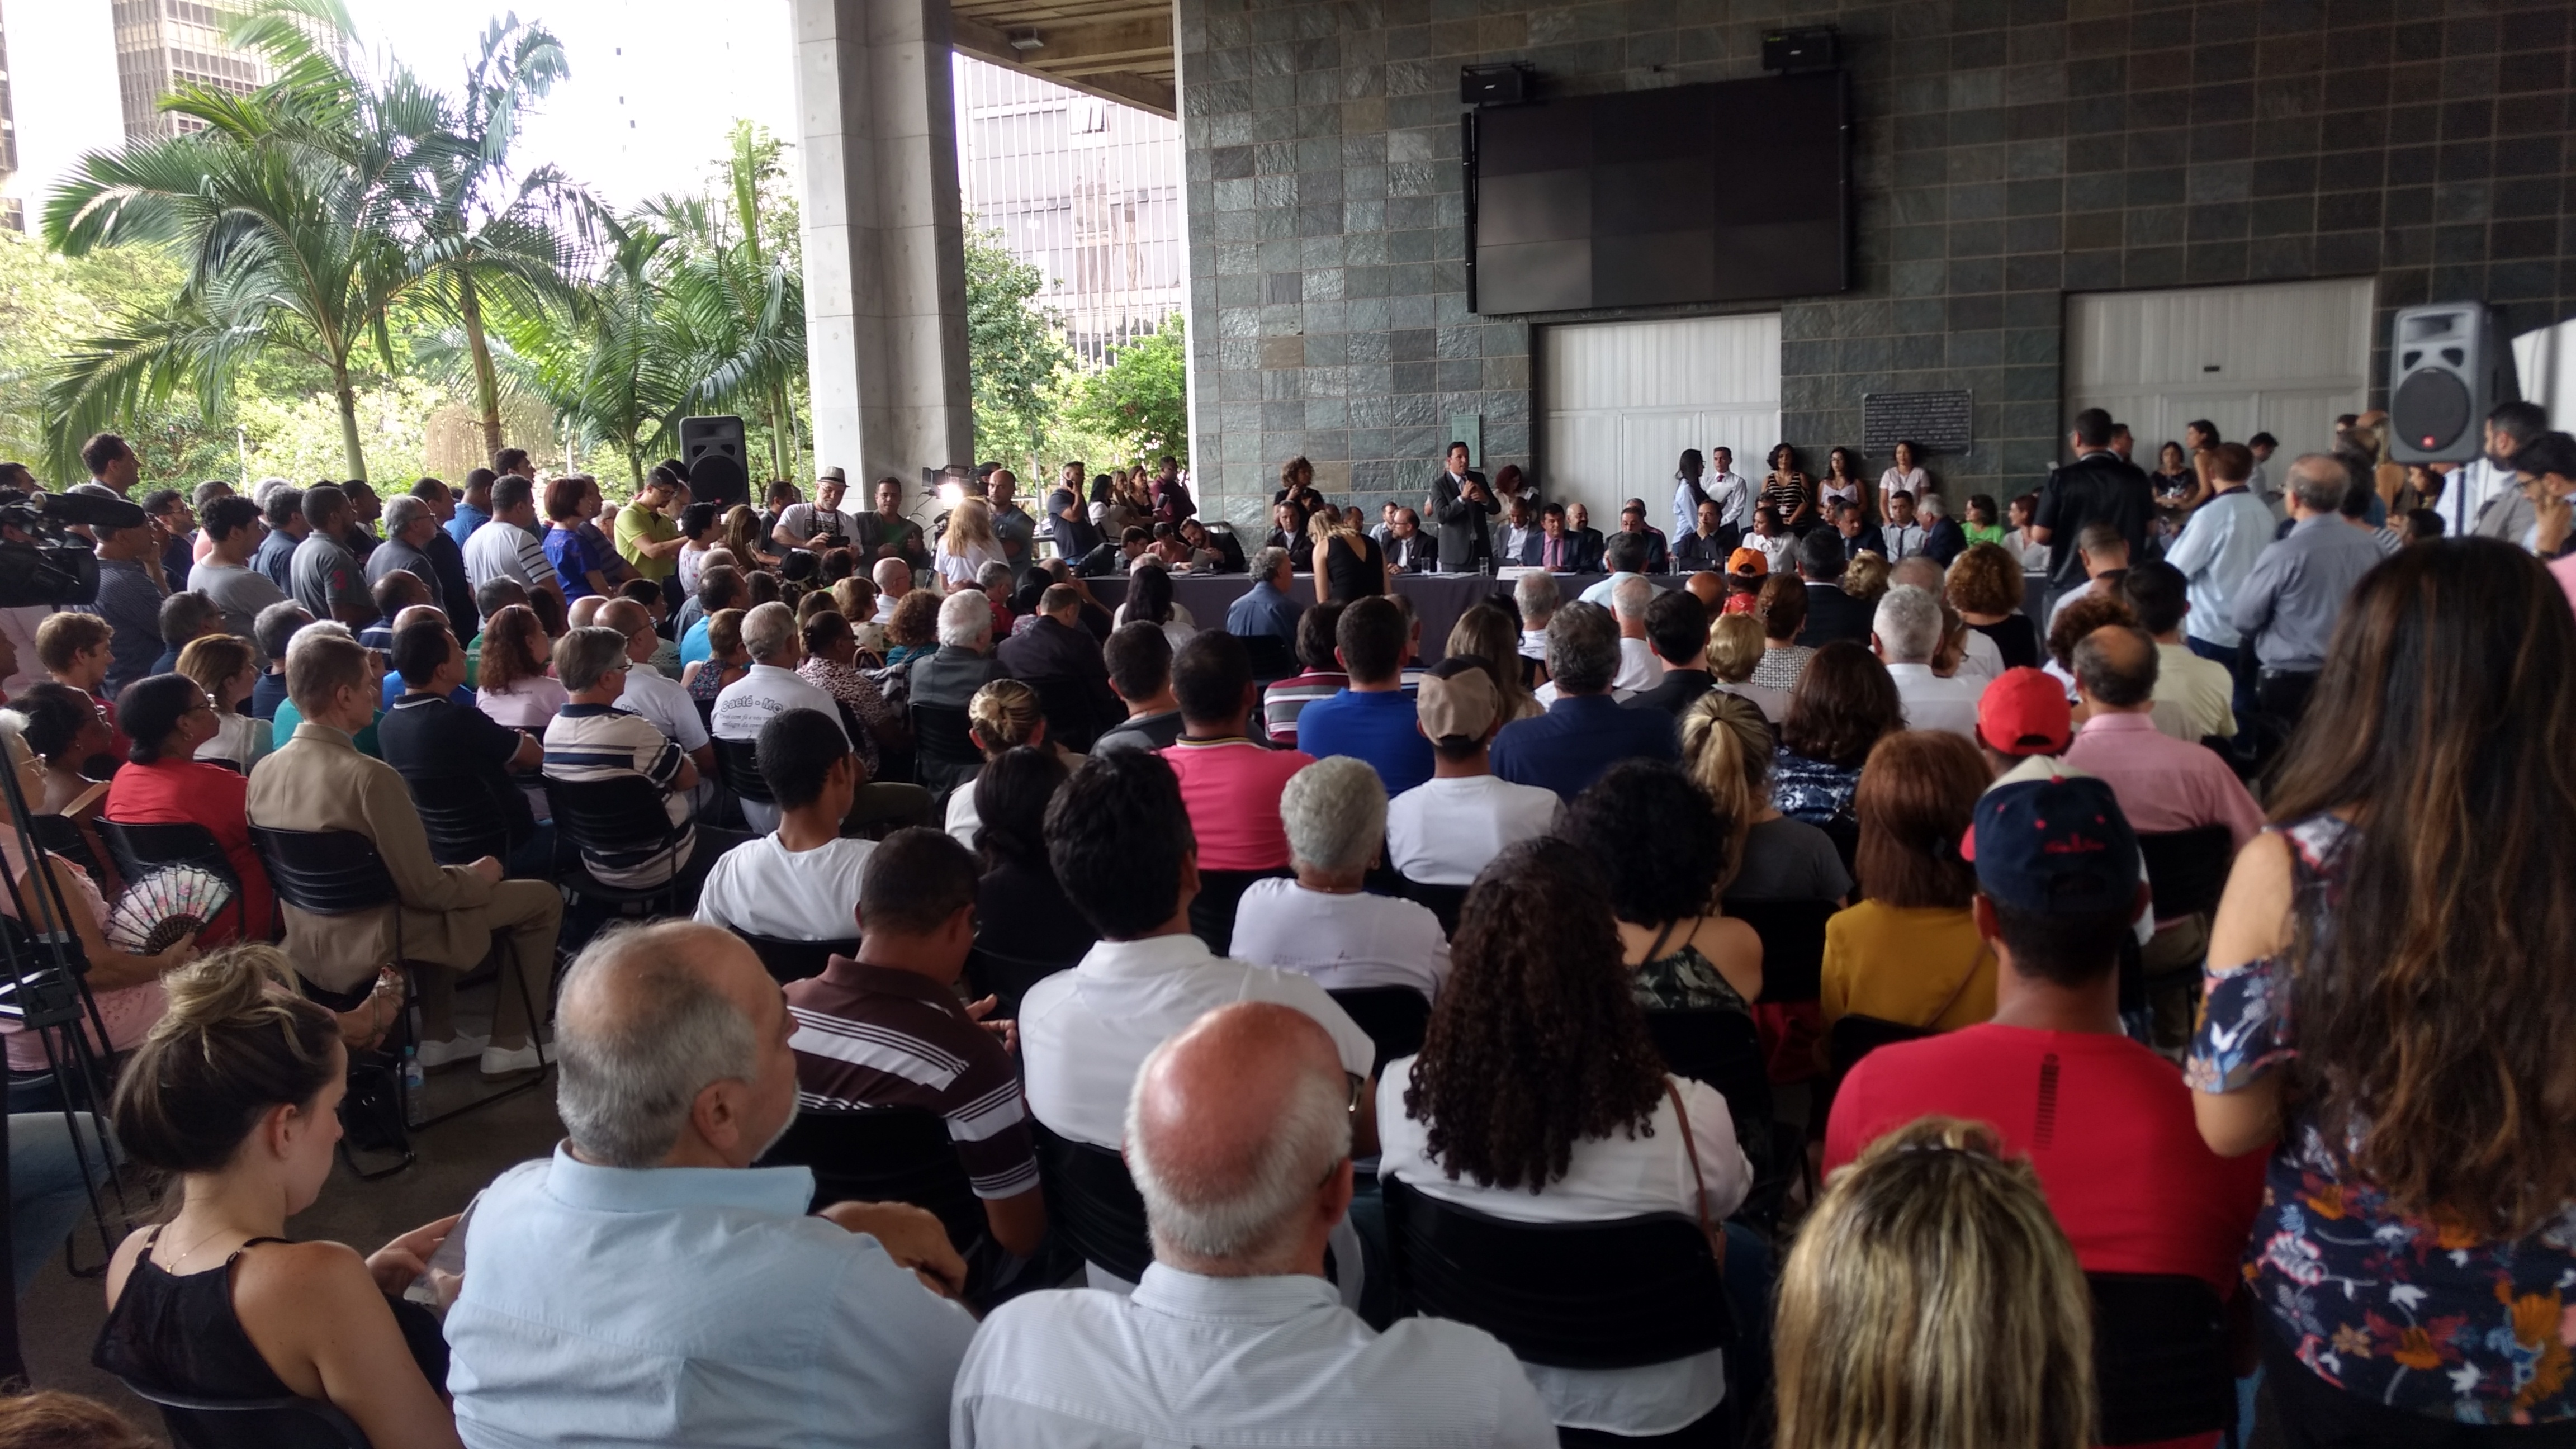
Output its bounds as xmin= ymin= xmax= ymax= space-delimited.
xmin=1230 ymin=757 xmax=1451 ymax=1002
xmin=713 ymin=600 xmax=846 ymax=830
xmin=907 ymin=588 xmax=1007 ymax=714
xmin=1873 ymin=584 xmax=1980 ymax=738
xmin=951 ymin=1001 xmax=1552 ymax=1447
xmin=1513 ymin=570 xmax=1559 ymax=665
xmin=1541 ymin=572 xmax=1660 ymax=704
xmin=447 ymin=922 xmax=975 ymax=1447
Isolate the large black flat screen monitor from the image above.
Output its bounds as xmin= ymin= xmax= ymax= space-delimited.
xmin=1470 ymin=71 xmax=1849 ymax=314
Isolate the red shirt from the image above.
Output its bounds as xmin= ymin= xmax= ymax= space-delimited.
xmin=1825 ymin=1023 xmax=2265 ymax=1296
xmin=1157 ymin=736 xmax=1314 ymax=872
xmin=101 ymin=755 xmax=279 ymax=945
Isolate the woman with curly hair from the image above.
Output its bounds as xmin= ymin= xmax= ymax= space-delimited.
xmin=1946 ymin=541 xmax=2040 ymax=670
xmin=934 ymin=496 xmax=1005 ymax=590
xmin=1820 ymin=730 xmax=1996 ymax=1038
xmin=881 ymin=589 xmax=943 ymax=669
xmin=1773 ymin=1117 xmax=2093 ymax=1449
xmin=2191 ymin=539 xmax=2576 ymax=1437
xmin=1380 ymin=836 xmax=1752 ymax=1443
xmin=1838 ymin=551 xmax=1890 ymax=609
xmin=1773 ymin=641 xmax=1901 ymax=829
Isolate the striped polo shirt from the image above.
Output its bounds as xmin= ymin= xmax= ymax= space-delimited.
xmin=541 ymin=703 xmax=692 ymax=888
xmin=784 ymin=960 xmax=1039 ymax=1200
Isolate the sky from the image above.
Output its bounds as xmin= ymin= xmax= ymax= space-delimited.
xmin=340 ymin=0 xmax=802 ymax=212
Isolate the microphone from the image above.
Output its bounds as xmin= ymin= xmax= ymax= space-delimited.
xmin=34 ymin=490 xmax=149 ymax=531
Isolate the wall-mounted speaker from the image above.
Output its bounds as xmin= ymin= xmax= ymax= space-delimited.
xmin=678 ymin=415 xmax=749 ymax=511
xmin=2389 ymin=304 xmax=2516 ymax=463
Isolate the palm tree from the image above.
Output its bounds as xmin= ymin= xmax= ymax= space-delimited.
xmin=652 ymin=122 xmax=806 ymax=480
xmin=41 ymin=0 xmax=441 ymax=481
xmin=498 ymin=217 xmax=688 ymax=485
xmin=414 ymin=14 xmax=588 ymax=462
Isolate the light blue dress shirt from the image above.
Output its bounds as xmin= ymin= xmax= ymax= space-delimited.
xmin=2161 ymin=485 xmax=2275 ymax=648
xmin=446 ymin=1145 xmax=977 ymax=1449
xmin=2229 ymin=514 xmax=2389 ymax=673
xmin=951 ymin=1263 xmax=1558 ymax=1448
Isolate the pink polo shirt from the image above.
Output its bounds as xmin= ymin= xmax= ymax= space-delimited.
xmin=2062 ymin=710 xmax=2265 ymax=851
xmin=1158 ymin=736 xmax=1315 ymax=872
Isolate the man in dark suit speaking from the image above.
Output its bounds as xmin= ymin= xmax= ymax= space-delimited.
xmin=1426 ymin=441 xmax=1498 ymax=572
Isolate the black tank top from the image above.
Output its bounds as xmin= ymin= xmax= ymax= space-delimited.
xmin=93 ymin=1227 xmax=449 ymax=1398
xmin=1324 ymin=533 xmax=1385 ymax=602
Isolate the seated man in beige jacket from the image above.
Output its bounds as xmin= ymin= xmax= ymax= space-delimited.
xmin=248 ymin=626 xmax=563 ymax=1075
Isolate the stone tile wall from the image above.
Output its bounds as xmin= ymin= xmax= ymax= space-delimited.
xmin=1176 ymin=0 xmax=2575 ymax=523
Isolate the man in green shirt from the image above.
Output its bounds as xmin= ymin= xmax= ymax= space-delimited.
xmin=860 ymin=474 xmax=930 ymax=570
xmin=613 ymin=466 xmax=688 ymax=591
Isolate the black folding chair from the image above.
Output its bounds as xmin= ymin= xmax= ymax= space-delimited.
xmin=1381 ymin=1176 xmax=1735 ymax=1370
xmin=758 ymin=1105 xmax=986 ymax=1254
xmin=1032 ymin=1120 xmax=1153 ymax=1284
xmin=729 ymin=930 xmax=856 ymax=986
xmin=404 ymin=777 xmax=517 ymax=869
xmin=117 ymin=1378 xmax=368 ymax=1449
xmin=909 ymin=702 xmax=981 ymax=801
xmin=1394 ymin=875 xmax=1469 ymax=937
xmin=1026 ymin=676 xmax=1107 ymax=754
xmin=24 ymin=813 xmax=107 ymax=887
xmin=1241 ymin=632 xmax=1298 ymax=683
xmin=249 ymin=826 xmax=545 ymax=1153
xmin=2138 ymin=826 xmax=2233 ymax=923
xmin=2089 ymin=1272 xmax=2237 ymax=1447
xmin=1327 ymin=986 xmax=1431 ymax=1076
xmin=1722 ymin=898 xmax=1835 ymax=1004
xmin=963 ymin=946 xmax=1074 ymax=1019
xmin=1188 ymin=867 xmax=1282 ymax=958
xmin=712 ymin=735 xmax=771 ymax=805
xmin=93 ymin=818 xmax=250 ymax=941
xmin=542 ymin=776 xmax=693 ymax=918
xmin=1644 ymin=1008 xmax=1779 ymax=1226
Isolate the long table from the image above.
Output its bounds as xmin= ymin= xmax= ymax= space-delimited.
xmin=1077 ymin=572 xmax=1633 ymax=666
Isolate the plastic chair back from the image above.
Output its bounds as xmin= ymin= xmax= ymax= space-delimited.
xmin=712 ymin=735 xmax=772 ymax=803
xmin=1381 ymin=1176 xmax=1733 ymax=1370
xmin=24 ymin=813 xmax=105 ymax=881
xmin=2089 ymin=1272 xmax=2236 ymax=1445
xmin=758 ymin=1105 xmax=985 ymax=1253
xmin=963 ymin=946 xmax=1074 ymax=1018
xmin=730 ymin=930 xmax=855 ymax=986
xmin=1241 ymin=633 xmax=1298 ymax=683
xmin=1644 ymin=1008 xmax=1777 ymax=1210
xmin=1026 ymin=676 xmax=1105 ymax=753
xmin=403 ymin=780 xmax=515 ymax=866
xmin=247 ymin=827 xmax=397 ymax=916
xmin=119 ymin=1379 xmax=370 ymax=1449
xmin=1326 ymin=986 xmax=1431 ymax=1076
xmin=910 ymin=703 xmax=981 ymax=797
xmin=1825 ymin=1012 xmax=1934 ymax=1082
xmin=542 ymin=775 xmax=684 ymax=860
xmin=1722 ymin=898 xmax=1835 ymax=1003
xmin=1032 ymin=1120 xmax=1152 ymax=1282
xmin=1394 ymin=875 xmax=1469 ymax=936
xmin=2138 ymin=825 xmax=2234 ymax=922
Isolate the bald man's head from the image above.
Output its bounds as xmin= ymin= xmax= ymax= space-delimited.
xmin=2072 ymin=624 xmax=2158 ymax=711
xmin=1685 ymin=571 xmax=1723 ymax=613
xmin=556 ymin=922 xmax=790 ymax=1169
xmin=1888 ymin=556 xmax=1944 ymax=594
xmin=1124 ymin=1002 xmax=1352 ymax=1275
xmin=391 ymin=603 xmax=446 ymax=633
xmin=598 ymin=599 xmax=656 ymax=662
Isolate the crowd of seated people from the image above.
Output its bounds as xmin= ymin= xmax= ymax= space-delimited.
xmin=9 ymin=437 xmax=2576 ymax=1449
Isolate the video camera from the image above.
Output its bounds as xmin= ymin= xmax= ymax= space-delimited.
xmin=0 ymin=489 xmax=149 ymax=609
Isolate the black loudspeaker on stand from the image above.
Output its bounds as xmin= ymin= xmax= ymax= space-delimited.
xmin=2389 ymin=304 xmax=2517 ymax=464
xmin=679 ymin=416 xmax=750 ymax=512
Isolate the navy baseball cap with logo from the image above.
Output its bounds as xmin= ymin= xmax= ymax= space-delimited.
xmin=1960 ymin=772 xmax=2141 ymax=913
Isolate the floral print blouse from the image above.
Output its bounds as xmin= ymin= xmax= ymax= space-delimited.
xmin=2187 ymin=813 xmax=2576 ymax=1426
xmin=1771 ymin=747 xmax=1860 ymax=828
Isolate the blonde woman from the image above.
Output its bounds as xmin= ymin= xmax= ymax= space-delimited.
xmin=1839 ymin=551 xmax=1890 ymax=608
xmin=935 ymin=496 xmax=1005 ymax=590
xmin=946 ymin=679 xmax=1076 ymax=851
xmin=721 ymin=505 xmax=779 ymax=572
xmin=1444 ymin=605 xmax=1541 ymax=722
xmin=1678 ymin=691 xmax=1849 ymax=903
xmin=1706 ymin=613 xmax=1786 ymax=722
xmin=178 ymin=634 xmax=273 ymax=773
xmin=1310 ymin=504 xmax=1386 ymax=604
xmin=1773 ymin=1116 xmax=2092 ymax=1449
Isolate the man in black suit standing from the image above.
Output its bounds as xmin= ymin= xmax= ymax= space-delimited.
xmin=2032 ymin=406 xmax=2154 ymax=612
xmin=1427 ymin=441 xmax=1497 ymax=571
xmin=1565 ymin=502 xmax=1607 ymax=572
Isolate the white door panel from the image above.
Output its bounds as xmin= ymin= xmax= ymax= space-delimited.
xmin=1541 ymin=314 xmax=1782 ymax=532
xmin=2066 ymin=278 xmax=2373 ymax=468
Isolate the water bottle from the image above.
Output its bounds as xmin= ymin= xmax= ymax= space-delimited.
xmin=402 ymin=1042 xmax=427 ymax=1128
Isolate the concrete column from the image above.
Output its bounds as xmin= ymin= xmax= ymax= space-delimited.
xmin=792 ymin=0 xmax=973 ymax=499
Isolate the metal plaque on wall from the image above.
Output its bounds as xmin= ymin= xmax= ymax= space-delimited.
xmin=1862 ymin=390 xmax=1973 ymax=454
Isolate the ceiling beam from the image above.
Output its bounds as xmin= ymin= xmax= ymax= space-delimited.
xmin=951 ymin=7 xmax=1176 ymax=117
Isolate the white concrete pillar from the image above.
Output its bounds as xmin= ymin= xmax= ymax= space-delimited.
xmin=792 ymin=0 xmax=973 ymax=499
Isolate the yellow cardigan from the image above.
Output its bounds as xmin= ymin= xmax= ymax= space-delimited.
xmin=1818 ymin=900 xmax=1998 ymax=1035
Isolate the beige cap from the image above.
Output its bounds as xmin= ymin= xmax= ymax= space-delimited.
xmin=817 ymin=466 xmax=847 ymax=484
xmin=1417 ymin=666 xmax=1500 ymax=742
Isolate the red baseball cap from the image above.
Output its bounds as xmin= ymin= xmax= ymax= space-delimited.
xmin=1976 ymin=667 xmax=2072 ymax=756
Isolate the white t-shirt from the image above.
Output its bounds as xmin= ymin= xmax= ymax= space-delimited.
xmin=463 ymin=518 xmax=560 ymax=593
xmin=1228 ymin=879 xmax=1451 ymax=1001
xmin=618 ymin=663 xmax=711 ymax=754
xmin=1385 ymin=774 xmax=1560 ymax=887
xmin=945 ymin=772 xmax=984 ymax=853
xmin=1886 ymin=662 xmax=1982 ymax=739
xmin=1378 ymin=1059 xmax=1750 ymax=1436
xmin=693 ymin=834 xmax=875 ymax=943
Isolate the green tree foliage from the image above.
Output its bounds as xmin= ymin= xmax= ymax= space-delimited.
xmin=965 ymin=220 xmax=1073 ymax=471
xmin=1072 ymin=316 xmax=1187 ymax=465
